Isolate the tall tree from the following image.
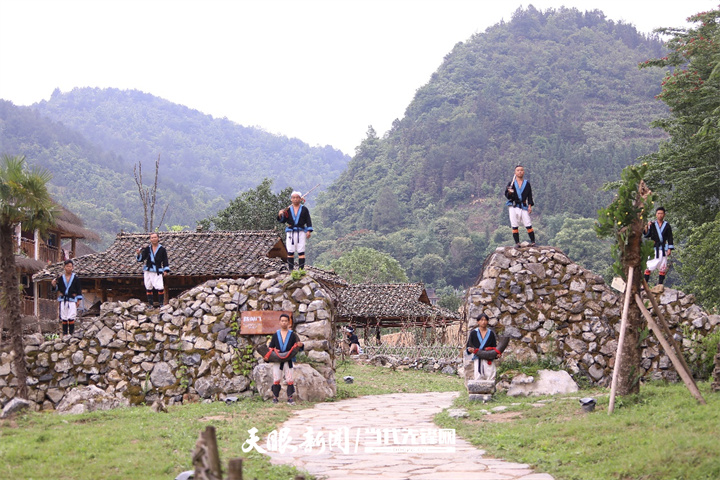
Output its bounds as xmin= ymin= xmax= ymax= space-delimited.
xmin=329 ymin=247 xmax=408 ymax=284
xmin=202 ymin=178 xmax=293 ymax=236
xmin=641 ymin=8 xmax=720 ymax=229
xmin=0 ymin=155 xmax=56 ymax=399
xmin=597 ymin=164 xmax=655 ymax=395
xmin=641 ymin=7 xmax=720 ymax=308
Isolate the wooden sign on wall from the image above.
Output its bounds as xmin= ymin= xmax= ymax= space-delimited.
xmin=239 ymin=311 xmax=293 ymax=335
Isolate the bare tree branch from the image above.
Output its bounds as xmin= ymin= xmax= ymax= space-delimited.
xmin=134 ymin=154 xmax=168 ymax=232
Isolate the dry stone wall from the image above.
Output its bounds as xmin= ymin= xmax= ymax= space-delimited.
xmin=466 ymin=245 xmax=720 ymax=386
xmin=0 ymin=272 xmax=336 ymax=411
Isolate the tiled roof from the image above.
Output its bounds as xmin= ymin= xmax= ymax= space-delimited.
xmin=34 ymin=230 xmax=286 ymax=281
xmin=336 ymin=283 xmax=460 ymax=322
xmin=303 ymin=266 xmax=349 ymax=287
xmin=14 ymin=255 xmax=47 ymax=273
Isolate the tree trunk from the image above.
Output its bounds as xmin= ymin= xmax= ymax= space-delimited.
xmin=616 ymin=198 xmax=647 ymax=396
xmin=0 ymin=223 xmax=28 ymax=399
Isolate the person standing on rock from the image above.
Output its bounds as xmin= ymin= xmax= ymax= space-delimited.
xmin=504 ymin=165 xmax=536 ymax=247
xmin=277 ymin=191 xmax=313 ymax=271
xmin=52 ymin=259 xmax=83 ymax=336
xmin=643 ymin=206 xmax=674 ymax=288
xmin=465 ymin=314 xmax=498 ymax=381
xmin=268 ymin=313 xmax=304 ymax=404
xmin=135 ymin=232 xmax=170 ymax=308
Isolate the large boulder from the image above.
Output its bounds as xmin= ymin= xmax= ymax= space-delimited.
xmin=1 ymin=398 xmax=31 ymax=418
xmin=252 ymin=364 xmax=335 ymax=402
xmin=56 ymin=385 xmax=129 ymax=414
xmin=506 ymin=369 xmax=579 ymax=397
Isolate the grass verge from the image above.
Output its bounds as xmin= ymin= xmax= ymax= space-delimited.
xmin=436 ymin=381 xmax=720 ymax=480
xmin=0 ymin=360 xmax=462 ymax=480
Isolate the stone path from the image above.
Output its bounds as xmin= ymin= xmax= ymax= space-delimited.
xmin=267 ymin=392 xmax=554 ymax=480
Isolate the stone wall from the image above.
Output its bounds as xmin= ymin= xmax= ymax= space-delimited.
xmin=465 ymin=245 xmax=720 ymax=386
xmin=0 ymin=272 xmax=336 ymax=411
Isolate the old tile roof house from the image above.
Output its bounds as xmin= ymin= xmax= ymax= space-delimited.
xmin=336 ymin=283 xmax=459 ymax=327
xmin=34 ymin=230 xmax=288 ymax=302
xmin=33 ymin=230 xmax=459 ymax=327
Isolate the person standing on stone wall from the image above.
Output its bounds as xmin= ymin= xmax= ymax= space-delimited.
xmin=465 ymin=314 xmax=498 ymax=382
xmin=135 ymin=232 xmax=170 ymax=308
xmin=278 ymin=191 xmax=313 ymax=270
xmin=643 ymin=206 xmax=674 ymax=289
xmin=51 ymin=259 xmax=83 ymax=336
xmin=504 ymin=165 xmax=536 ymax=247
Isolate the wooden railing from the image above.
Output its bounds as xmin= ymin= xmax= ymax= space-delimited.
xmin=22 ymin=297 xmax=58 ymax=320
xmin=17 ymin=238 xmax=63 ymax=264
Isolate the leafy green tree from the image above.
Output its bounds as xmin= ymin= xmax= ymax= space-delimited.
xmin=553 ymin=216 xmax=613 ymax=278
xmin=0 ymin=155 xmax=57 ymax=399
xmin=641 ymin=8 xmax=720 ymax=309
xmin=641 ymin=8 xmax=720 ymax=230
xmin=330 ymin=247 xmax=408 ymax=284
xmin=371 ymin=186 xmax=402 ymax=233
xmin=411 ymin=253 xmax=446 ymax=285
xmin=678 ymin=212 xmax=720 ymax=310
xmin=202 ymin=178 xmax=293 ymax=235
xmin=435 ymin=285 xmax=463 ymax=312
xmin=596 ymin=163 xmax=655 ymax=395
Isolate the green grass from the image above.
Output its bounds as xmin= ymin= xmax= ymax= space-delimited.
xmin=0 ymin=398 xmax=303 ymax=480
xmin=436 ymin=381 xmax=720 ymax=480
xmin=0 ymin=362 xmax=462 ymax=480
xmin=3 ymin=364 xmax=718 ymax=480
xmin=333 ymin=360 xmax=465 ymax=398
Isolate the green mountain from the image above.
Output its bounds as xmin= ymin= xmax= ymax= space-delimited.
xmin=313 ymin=6 xmax=669 ymax=287
xmin=32 ymin=88 xmax=349 ymax=201
xmin=0 ymin=89 xmax=350 ymax=245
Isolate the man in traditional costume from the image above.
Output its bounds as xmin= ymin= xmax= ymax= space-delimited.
xmin=504 ymin=165 xmax=536 ymax=247
xmin=136 ymin=232 xmax=170 ymax=307
xmin=644 ymin=206 xmax=674 ymax=287
xmin=267 ymin=313 xmax=304 ymax=404
xmin=277 ymin=191 xmax=313 ymax=270
xmin=51 ymin=259 xmax=83 ymax=336
xmin=465 ymin=314 xmax=499 ymax=382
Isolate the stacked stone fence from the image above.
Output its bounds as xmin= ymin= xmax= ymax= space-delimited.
xmin=465 ymin=245 xmax=720 ymax=386
xmin=0 ymin=272 xmax=336 ymax=412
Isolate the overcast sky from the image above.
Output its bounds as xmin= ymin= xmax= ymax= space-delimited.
xmin=0 ymin=0 xmax=716 ymax=155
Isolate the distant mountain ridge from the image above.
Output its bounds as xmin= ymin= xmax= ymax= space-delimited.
xmin=0 ymin=89 xmax=350 ymax=246
xmin=312 ymin=6 xmax=670 ymax=287
xmin=33 ymin=87 xmax=350 ymax=200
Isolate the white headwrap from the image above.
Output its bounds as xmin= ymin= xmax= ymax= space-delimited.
xmin=291 ymin=191 xmax=302 ymax=198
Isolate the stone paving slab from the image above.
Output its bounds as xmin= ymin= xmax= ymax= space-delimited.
xmin=265 ymin=391 xmax=554 ymax=480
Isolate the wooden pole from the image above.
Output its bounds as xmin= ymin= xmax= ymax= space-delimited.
xmin=640 ymin=278 xmax=693 ymax=376
xmin=608 ymin=266 xmax=634 ymax=414
xmin=204 ymin=426 xmax=223 ymax=479
xmin=227 ymin=458 xmax=243 ymax=480
xmin=634 ymin=294 xmax=706 ymax=404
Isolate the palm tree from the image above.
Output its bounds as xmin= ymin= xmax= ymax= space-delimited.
xmin=0 ymin=154 xmax=56 ymax=399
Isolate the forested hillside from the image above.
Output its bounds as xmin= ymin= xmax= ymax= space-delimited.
xmin=32 ymin=88 xmax=349 ymax=201
xmin=0 ymin=89 xmax=350 ymax=245
xmin=314 ymin=6 xmax=669 ymax=288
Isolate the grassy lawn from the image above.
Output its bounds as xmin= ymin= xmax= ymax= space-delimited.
xmin=2 ymin=361 xmax=718 ymax=480
xmin=436 ymin=381 xmax=720 ymax=480
xmin=0 ymin=362 xmax=462 ymax=480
